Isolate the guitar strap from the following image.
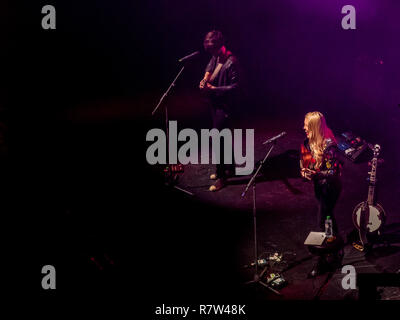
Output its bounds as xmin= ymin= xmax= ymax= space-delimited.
xmin=209 ymin=61 xmax=223 ymax=83
xmin=209 ymin=53 xmax=232 ymax=83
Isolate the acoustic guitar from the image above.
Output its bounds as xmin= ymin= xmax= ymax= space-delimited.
xmin=300 ymin=142 xmax=317 ymax=180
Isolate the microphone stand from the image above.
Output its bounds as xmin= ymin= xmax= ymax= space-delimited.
xmin=151 ymin=65 xmax=194 ymax=196
xmin=241 ymin=140 xmax=281 ymax=295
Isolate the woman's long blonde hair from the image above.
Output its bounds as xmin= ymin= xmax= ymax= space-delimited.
xmin=305 ymin=111 xmax=336 ymax=169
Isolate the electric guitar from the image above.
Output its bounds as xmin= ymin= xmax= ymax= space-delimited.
xmin=352 ymin=144 xmax=386 ymax=248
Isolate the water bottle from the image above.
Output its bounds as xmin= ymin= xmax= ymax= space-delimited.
xmin=325 ymin=216 xmax=333 ymax=239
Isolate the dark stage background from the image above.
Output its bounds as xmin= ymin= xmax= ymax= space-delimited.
xmin=4 ymin=0 xmax=400 ymax=312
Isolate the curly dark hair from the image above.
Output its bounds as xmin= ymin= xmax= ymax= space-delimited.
xmin=204 ymin=30 xmax=224 ymax=49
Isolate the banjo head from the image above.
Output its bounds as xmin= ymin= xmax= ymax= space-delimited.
xmin=352 ymin=202 xmax=386 ymax=233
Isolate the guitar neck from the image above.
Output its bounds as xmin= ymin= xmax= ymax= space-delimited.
xmin=367 ymin=157 xmax=378 ymax=205
xmin=367 ymin=185 xmax=375 ymax=205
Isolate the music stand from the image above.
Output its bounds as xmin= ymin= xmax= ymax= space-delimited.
xmin=151 ymin=65 xmax=193 ymax=196
xmin=241 ymin=140 xmax=281 ymax=295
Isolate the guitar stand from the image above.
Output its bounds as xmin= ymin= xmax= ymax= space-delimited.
xmin=164 ymin=165 xmax=194 ymax=196
xmin=152 ymin=65 xmax=194 ymax=196
xmin=241 ymin=141 xmax=281 ymax=296
xmin=352 ymin=223 xmax=382 ymax=253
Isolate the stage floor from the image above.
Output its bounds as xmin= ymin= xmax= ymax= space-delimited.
xmin=29 ymin=100 xmax=400 ymax=302
xmin=171 ymin=113 xmax=400 ymax=300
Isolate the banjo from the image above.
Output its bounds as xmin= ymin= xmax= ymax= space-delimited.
xmin=352 ymin=144 xmax=386 ymax=247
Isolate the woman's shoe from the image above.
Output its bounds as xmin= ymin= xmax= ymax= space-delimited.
xmin=307 ymin=266 xmax=319 ymax=278
xmin=210 ymin=173 xmax=218 ymax=180
xmin=326 ymin=236 xmax=337 ymax=243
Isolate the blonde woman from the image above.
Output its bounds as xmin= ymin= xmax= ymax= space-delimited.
xmin=300 ymin=111 xmax=342 ymax=235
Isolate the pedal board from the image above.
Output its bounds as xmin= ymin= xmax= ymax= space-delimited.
xmin=265 ymin=273 xmax=287 ymax=289
xmin=336 ymin=132 xmax=372 ymax=162
xmin=164 ymin=164 xmax=184 ymax=173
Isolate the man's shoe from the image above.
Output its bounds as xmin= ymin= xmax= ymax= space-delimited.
xmin=209 ymin=179 xmax=225 ymax=192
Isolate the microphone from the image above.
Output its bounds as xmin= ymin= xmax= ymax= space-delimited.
xmin=262 ymin=131 xmax=287 ymax=144
xmin=178 ymin=51 xmax=200 ymax=63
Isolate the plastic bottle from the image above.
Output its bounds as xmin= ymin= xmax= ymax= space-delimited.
xmin=325 ymin=216 xmax=333 ymax=238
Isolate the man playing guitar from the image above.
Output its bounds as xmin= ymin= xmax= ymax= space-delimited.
xmin=199 ymin=30 xmax=240 ymax=191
